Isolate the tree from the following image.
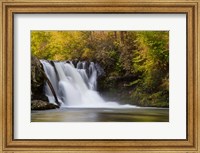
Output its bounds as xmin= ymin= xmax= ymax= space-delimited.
xmin=31 ymin=31 xmax=169 ymax=107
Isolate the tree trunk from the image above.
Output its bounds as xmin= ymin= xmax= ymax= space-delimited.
xmin=40 ymin=65 xmax=60 ymax=107
xmin=120 ymin=31 xmax=124 ymax=44
xmin=50 ymin=61 xmax=60 ymax=81
xmin=114 ymin=31 xmax=117 ymax=39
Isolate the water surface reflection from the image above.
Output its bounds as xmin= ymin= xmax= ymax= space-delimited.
xmin=31 ymin=108 xmax=169 ymax=122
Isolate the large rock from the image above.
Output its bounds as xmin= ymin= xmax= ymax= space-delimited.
xmin=31 ymin=56 xmax=48 ymax=101
xmin=31 ymin=100 xmax=59 ymax=110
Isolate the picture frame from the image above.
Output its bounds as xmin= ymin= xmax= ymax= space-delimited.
xmin=0 ymin=0 xmax=199 ymax=152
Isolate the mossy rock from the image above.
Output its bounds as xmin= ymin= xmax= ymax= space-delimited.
xmin=31 ymin=55 xmax=48 ymax=101
xmin=31 ymin=100 xmax=59 ymax=110
xmin=31 ymin=56 xmax=45 ymax=93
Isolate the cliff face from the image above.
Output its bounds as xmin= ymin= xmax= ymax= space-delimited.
xmin=31 ymin=56 xmax=59 ymax=110
xmin=31 ymin=55 xmax=48 ymax=101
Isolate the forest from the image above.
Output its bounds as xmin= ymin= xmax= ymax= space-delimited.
xmin=31 ymin=31 xmax=169 ymax=107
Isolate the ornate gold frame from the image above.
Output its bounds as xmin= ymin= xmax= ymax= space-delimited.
xmin=0 ymin=0 xmax=199 ymax=152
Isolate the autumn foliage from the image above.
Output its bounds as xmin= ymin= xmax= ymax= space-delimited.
xmin=31 ymin=31 xmax=169 ymax=107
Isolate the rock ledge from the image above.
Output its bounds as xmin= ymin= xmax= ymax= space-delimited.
xmin=31 ymin=100 xmax=59 ymax=110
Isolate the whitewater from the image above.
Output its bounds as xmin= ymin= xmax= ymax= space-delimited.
xmin=40 ymin=60 xmax=138 ymax=108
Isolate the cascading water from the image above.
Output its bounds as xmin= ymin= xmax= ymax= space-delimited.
xmin=40 ymin=60 xmax=60 ymax=105
xmin=40 ymin=60 xmax=137 ymax=108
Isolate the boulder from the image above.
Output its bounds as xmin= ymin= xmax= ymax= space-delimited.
xmin=31 ymin=55 xmax=48 ymax=101
xmin=31 ymin=100 xmax=59 ymax=110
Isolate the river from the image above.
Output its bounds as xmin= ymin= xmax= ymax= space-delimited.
xmin=31 ymin=107 xmax=169 ymax=122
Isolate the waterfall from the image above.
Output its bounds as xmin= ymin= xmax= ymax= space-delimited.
xmin=40 ymin=60 xmax=137 ymax=108
xmin=40 ymin=60 xmax=60 ymax=105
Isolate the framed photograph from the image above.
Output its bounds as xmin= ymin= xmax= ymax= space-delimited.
xmin=1 ymin=0 xmax=199 ymax=152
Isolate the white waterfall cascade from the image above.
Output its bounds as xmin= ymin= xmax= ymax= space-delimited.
xmin=40 ymin=60 xmax=137 ymax=108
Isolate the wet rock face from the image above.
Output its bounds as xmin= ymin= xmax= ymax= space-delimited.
xmin=95 ymin=63 xmax=105 ymax=77
xmin=31 ymin=56 xmax=48 ymax=101
xmin=31 ymin=100 xmax=59 ymax=110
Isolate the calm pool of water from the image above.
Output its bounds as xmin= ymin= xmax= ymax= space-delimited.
xmin=31 ymin=107 xmax=169 ymax=122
